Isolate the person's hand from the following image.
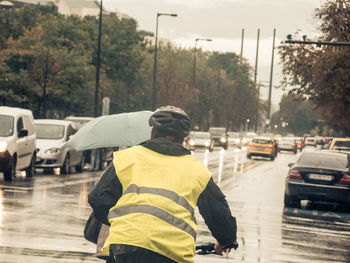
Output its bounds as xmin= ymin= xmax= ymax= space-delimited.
xmin=214 ymin=242 xmax=231 ymax=255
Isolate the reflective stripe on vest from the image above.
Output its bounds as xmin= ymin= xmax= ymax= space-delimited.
xmin=121 ymin=184 xmax=196 ymax=223
xmin=108 ymin=204 xmax=196 ymax=239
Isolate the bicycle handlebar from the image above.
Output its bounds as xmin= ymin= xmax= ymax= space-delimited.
xmin=195 ymin=242 xmax=238 ymax=255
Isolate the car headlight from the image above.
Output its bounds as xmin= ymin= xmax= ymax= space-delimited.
xmin=45 ymin=147 xmax=59 ymax=154
xmin=0 ymin=141 xmax=8 ymax=153
xmin=220 ymin=137 xmax=226 ymax=143
xmin=189 ymin=140 xmax=194 ymax=146
xmin=205 ymin=141 xmax=210 ymax=147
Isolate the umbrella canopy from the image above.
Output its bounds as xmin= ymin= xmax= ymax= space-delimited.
xmin=64 ymin=111 xmax=153 ymax=151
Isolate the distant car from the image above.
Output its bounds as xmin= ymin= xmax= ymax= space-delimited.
xmin=315 ymin=137 xmax=326 ymax=149
xmin=278 ymin=137 xmax=297 ymax=154
xmin=187 ymin=131 xmax=213 ymax=152
xmin=208 ymin=127 xmax=228 ymax=149
xmin=241 ymin=132 xmax=257 ymax=146
xmin=227 ymin=132 xmax=241 ymax=147
xmin=284 ymin=151 xmax=350 ymax=208
xmin=304 ymin=137 xmax=316 ymax=147
xmin=329 ymin=138 xmax=350 ymax=152
xmin=64 ymin=116 xmax=94 ymax=129
xmin=35 ymin=119 xmax=84 ymax=174
xmin=0 ymin=106 xmax=37 ymax=181
xmin=247 ymin=136 xmax=277 ymax=160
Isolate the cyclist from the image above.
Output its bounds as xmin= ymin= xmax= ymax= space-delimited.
xmin=88 ymin=105 xmax=237 ymax=263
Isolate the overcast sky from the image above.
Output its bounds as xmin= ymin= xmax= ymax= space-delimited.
xmin=103 ymin=0 xmax=324 ymax=107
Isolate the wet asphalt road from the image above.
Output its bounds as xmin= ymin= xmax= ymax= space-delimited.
xmin=0 ymin=146 xmax=349 ymax=263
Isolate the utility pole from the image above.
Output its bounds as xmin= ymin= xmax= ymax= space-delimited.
xmin=94 ymin=0 xmax=103 ymax=117
xmin=267 ymin=28 xmax=276 ymax=132
xmin=254 ymin=29 xmax=260 ymax=132
xmin=240 ymin=28 xmax=244 ymax=63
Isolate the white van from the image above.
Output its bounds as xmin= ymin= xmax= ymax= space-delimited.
xmin=0 ymin=106 xmax=37 ymax=181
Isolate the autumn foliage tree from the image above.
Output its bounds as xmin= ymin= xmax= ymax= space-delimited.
xmin=278 ymin=0 xmax=350 ymax=134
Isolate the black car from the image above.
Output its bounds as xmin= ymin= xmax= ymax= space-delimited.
xmin=284 ymin=151 xmax=350 ymax=208
xmin=208 ymin=127 xmax=228 ymax=150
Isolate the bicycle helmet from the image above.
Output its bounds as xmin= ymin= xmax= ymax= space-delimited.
xmin=149 ymin=106 xmax=191 ymax=140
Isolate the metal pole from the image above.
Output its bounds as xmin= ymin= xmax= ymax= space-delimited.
xmin=94 ymin=0 xmax=103 ymax=117
xmin=267 ymin=28 xmax=276 ymax=131
xmin=152 ymin=14 xmax=160 ymax=110
xmin=254 ymin=29 xmax=260 ymax=132
xmin=240 ymin=28 xmax=244 ymax=63
xmin=192 ymin=39 xmax=198 ymax=89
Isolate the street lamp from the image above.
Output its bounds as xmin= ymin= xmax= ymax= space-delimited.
xmin=192 ymin=38 xmax=212 ymax=88
xmin=94 ymin=0 xmax=103 ymax=117
xmin=152 ymin=12 xmax=177 ymax=110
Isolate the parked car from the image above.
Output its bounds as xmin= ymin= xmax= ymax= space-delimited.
xmin=35 ymin=119 xmax=84 ymax=174
xmin=227 ymin=132 xmax=241 ymax=147
xmin=278 ymin=137 xmax=297 ymax=154
xmin=241 ymin=132 xmax=257 ymax=146
xmin=0 ymin=106 xmax=37 ymax=181
xmin=247 ymin=136 xmax=277 ymax=160
xmin=187 ymin=131 xmax=213 ymax=152
xmin=329 ymin=138 xmax=350 ymax=152
xmin=208 ymin=127 xmax=228 ymax=149
xmin=284 ymin=151 xmax=350 ymax=208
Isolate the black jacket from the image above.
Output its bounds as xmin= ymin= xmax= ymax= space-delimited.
xmin=88 ymin=137 xmax=237 ymax=249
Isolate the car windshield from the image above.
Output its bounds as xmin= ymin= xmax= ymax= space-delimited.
xmin=0 ymin=115 xmax=14 ymax=137
xmin=298 ymin=152 xmax=349 ymax=170
xmin=36 ymin=124 xmax=65 ymax=140
xmin=209 ymin=128 xmax=226 ymax=136
xmin=192 ymin=132 xmax=210 ymax=139
xmin=252 ymin=138 xmax=272 ymax=144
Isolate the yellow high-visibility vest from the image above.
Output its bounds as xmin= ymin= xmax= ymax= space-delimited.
xmin=102 ymin=145 xmax=211 ymax=263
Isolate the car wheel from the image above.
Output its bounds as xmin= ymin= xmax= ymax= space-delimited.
xmin=247 ymin=154 xmax=251 ymax=159
xmin=75 ymin=155 xmax=85 ymax=173
xmin=61 ymin=154 xmax=70 ymax=174
xmin=4 ymin=158 xmax=16 ymax=182
xmin=284 ymin=193 xmax=301 ymax=208
xmin=223 ymin=145 xmax=228 ymax=150
xmin=25 ymin=154 xmax=36 ymax=178
xmin=209 ymin=147 xmax=213 ymax=152
xmin=270 ymin=156 xmax=275 ymax=161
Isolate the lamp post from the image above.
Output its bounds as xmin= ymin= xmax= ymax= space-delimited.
xmin=94 ymin=0 xmax=103 ymax=117
xmin=152 ymin=13 xmax=177 ymax=110
xmin=192 ymin=38 xmax=212 ymax=89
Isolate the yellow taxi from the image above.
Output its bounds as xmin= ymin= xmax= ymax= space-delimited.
xmin=247 ymin=136 xmax=277 ymax=161
xmin=329 ymin=138 xmax=350 ymax=151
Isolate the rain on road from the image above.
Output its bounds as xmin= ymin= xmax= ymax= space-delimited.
xmin=0 ymin=147 xmax=349 ymax=263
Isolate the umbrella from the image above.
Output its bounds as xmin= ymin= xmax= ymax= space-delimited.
xmin=64 ymin=111 xmax=153 ymax=151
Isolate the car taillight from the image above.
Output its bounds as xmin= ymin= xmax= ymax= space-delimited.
xmin=338 ymin=173 xmax=350 ymax=184
xmin=292 ymin=144 xmax=296 ymax=147
xmin=287 ymin=168 xmax=302 ymax=180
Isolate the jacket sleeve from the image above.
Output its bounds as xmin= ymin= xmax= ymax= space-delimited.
xmin=197 ymin=178 xmax=237 ymax=246
xmin=88 ymin=162 xmax=123 ymax=226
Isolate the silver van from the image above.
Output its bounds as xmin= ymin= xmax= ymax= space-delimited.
xmin=0 ymin=106 xmax=37 ymax=181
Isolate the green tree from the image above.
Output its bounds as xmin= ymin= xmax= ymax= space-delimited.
xmin=278 ymin=0 xmax=350 ymax=135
